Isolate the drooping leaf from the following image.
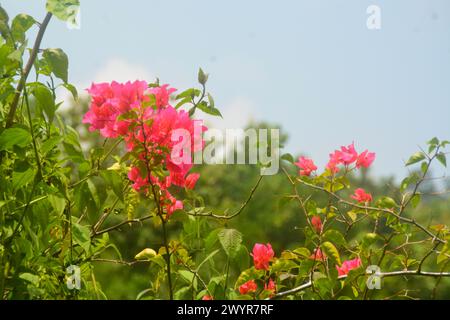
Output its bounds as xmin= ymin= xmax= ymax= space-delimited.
xmin=405 ymin=152 xmax=426 ymax=166
xmin=72 ymin=220 xmax=91 ymax=253
xmin=43 ymin=48 xmax=68 ymax=82
xmin=321 ymin=241 xmax=341 ymax=266
xmin=218 ymin=228 xmax=242 ymax=257
xmin=436 ymin=152 xmax=447 ymax=167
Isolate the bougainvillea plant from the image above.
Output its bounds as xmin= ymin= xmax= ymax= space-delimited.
xmin=0 ymin=1 xmax=449 ymax=300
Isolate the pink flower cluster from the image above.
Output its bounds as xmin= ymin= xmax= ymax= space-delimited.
xmin=336 ymin=257 xmax=362 ymax=276
xmin=294 ymin=143 xmax=375 ymax=177
xmin=327 ymin=142 xmax=375 ymax=173
xmin=251 ymin=243 xmax=274 ymax=270
xmin=309 ymin=248 xmax=362 ymax=276
xmin=294 ymin=156 xmax=317 ymax=176
xmin=238 ymin=279 xmax=276 ymax=296
xmin=83 ymin=81 xmax=206 ymax=217
xmin=351 ymin=188 xmax=372 ymax=203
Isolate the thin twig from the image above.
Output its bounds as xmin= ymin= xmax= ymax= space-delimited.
xmin=270 ymin=269 xmax=450 ymax=299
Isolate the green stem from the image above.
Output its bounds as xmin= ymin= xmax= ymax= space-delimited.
xmin=23 ymin=86 xmax=43 ymax=178
xmin=160 ymin=218 xmax=173 ymax=300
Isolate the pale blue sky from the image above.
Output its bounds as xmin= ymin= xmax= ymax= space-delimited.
xmin=2 ymin=0 xmax=450 ymax=179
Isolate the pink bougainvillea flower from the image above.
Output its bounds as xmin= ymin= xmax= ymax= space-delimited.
xmin=311 ymin=215 xmax=323 ymax=233
xmin=160 ymin=189 xmax=183 ymax=217
xmin=338 ymin=142 xmax=358 ymax=165
xmin=149 ymin=84 xmax=177 ymax=109
xmin=351 ymin=188 xmax=373 ymax=203
xmin=336 ymin=257 xmax=362 ymax=276
xmin=128 ymin=166 xmax=148 ymax=191
xmin=356 ymin=150 xmax=376 ymax=169
xmin=202 ymin=295 xmax=213 ymax=300
xmin=264 ymin=279 xmax=276 ymax=294
xmin=184 ymin=173 xmax=200 ymax=189
xmin=326 ymin=151 xmax=341 ymax=173
xmin=84 ymin=82 xmax=208 ymax=219
xmin=239 ymin=280 xmax=258 ymax=295
xmin=294 ymin=156 xmax=317 ymax=176
xmin=83 ymin=81 xmax=148 ymax=138
xmin=251 ymin=243 xmax=275 ymax=270
xmin=309 ymin=248 xmax=326 ymax=261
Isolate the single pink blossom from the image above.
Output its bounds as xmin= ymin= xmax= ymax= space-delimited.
xmin=311 ymin=216 xmax=322 ymax=233
xmin=309 ymin=248 xmax=326 ymax=261
xmin=294 ymin=156 xmax=318 ymax=176
xmin=336 ymin=257 xmax=362 ymax=276
xmin=239 ymin=280 xmax=257 ymax=295
xmin=251 ymin=243 xmax=274 ymax=270
xmin=356 ymin=150 xmax=376 ymax=169
xmin=185 ymin=173 xmax=200 ymax=189
xmin=264 ymin=279 xmax=276 ymax=297
xmin=338 ymin=142 xmax=358 ymax=165
xmin=351 ymin=188 xmax=373 ymax=203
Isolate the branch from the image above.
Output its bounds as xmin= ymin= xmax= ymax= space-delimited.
xmin=186 ymin=175 xmax=263 ymax=219
xmin=92 ymin=214 xmax=153 ymax=237
xmin=5 ymin=12 xmax=52 ymax=128
xmin=91 ymin=258 xmax=146 ymax=266
xmin=297 ymin=179 xmax=446 ymax=244
xmin=270 ymin=269 xmax=450 ymax=299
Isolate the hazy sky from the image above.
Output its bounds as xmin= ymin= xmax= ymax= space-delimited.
xmin=2 ymin=0 xmax=450 ymax=179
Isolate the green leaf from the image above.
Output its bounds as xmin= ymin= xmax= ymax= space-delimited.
xmin=271 ymin=258 xmax=298 ymax=273
xmin=11 ymin=14 xmax=35 ymax=43
xmin=72 ymin=220 xmax=91 ymax=253
xmin=293 ymin=247 xmax=311 ymax=258
xmin=175 ymin=88 xmax=201 ymax=100
xmin=12 ymin=167 xmax=35 ymax=191
xmin=47 ymin=194 xmax=66 ymax=216
xmin=0 ymin=127 xmax=32 ymax=150
xmin=198 ymin=67 xmax=208 ymax=85
xmin=218 ymin=228 xmax=242 ymax=257
xmin=323 ymin=230 xmax=347 ymax=247
xmin=377 ymin=196 xmax=397 ymax=209
xmin=436 ymin=152 xmax=447 ymax=167
xmin=196 ymin=249 xmax=220 ymax=272
xmin=235 ymin=267 xmax=264 ymax=288
xmin=321 ymin=241 xmax=341 ymax=266
xmin=361 ymin=233 xmax=379 ymax=249
xmin=30 ymin=83 xmax=56 ymax=121
xmin=197 ymin=101 xmax=222 ymax=117
xmin=63 ymin=83 xmax=78 ymax=100
xmin=100 ymin=170 xmax=124 ymax=201
xmin=281 ymin=153 xmax=295 ymax=164
xmin=43 ymin=48 xmax=69 ymax=83
xmin=179 ymin=270 xmax=195 ymax=284
xmin=46 ymin=0 xmax=80 ymax=22
xmin=41 ymin=136 xmax=62 ymax=155
xmin=19 ymin=273 xmax=39 ymax=285
xmin=207 ymin=93 xmax=215 ymax=107
xmin=410 ymin=194 xmax=421 ymax=208
xmin=0 ymin=6 xmax=9 ymax=24
xmin=233 ymin=245 xmax=250 ymax=271
xmin=405 ymin=152 xmax=426 ymax=166
xmin=135 ymin=248 xmax=157 ymax=260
